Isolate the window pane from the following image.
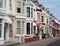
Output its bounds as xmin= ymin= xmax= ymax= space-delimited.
xmin=17 ymin=28 xmax=21 ymax=34
xmin=17 ymin=21 xmax=20 ymax=28
xmin=0 ymin=19 xmax=2 ymax=23
xmin=22 ymin=21 xmax=24 ymax=27
xmin=27 ymin=0 xmax=30 ymax=1
xmin=16 ymin=1 xmax=21 ymax=13
xmin=17 ymin=8 xmax=21 ymax=13
xmin=26 ymin=23 xmax=30 ymax=34
xmin=22 ymin=21 xmax=24 ymax=34
xmin=31 ymin=8 xmax=33 ymax=18
xmin=9 ymin=0 xmax=12 ymax=10
xmin=4 ymin=0 xmax=6 ymax=8
xmin=0 ymin=24 xmax=2 ymax=37
xmin=42 ymin=16 xmax=44 ymax=22
xmin=0 ymin=0 xmax=3 ymax=8
xmin=22 ymin=28 xmax=24 ymax=34
xmin=16 ymin=2 xmax=21 ymax=7
xmin=37 ymin=13 xmax=40 ymax=20
xmin=27 ymin=7 xmax=30 ymax=17
xmin=47 ymin=18 xmax=48 ymax=24
xmin=31 ymin=23 xmax=33 ymax=34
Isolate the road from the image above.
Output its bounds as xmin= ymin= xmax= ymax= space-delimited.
xmin=47 ymin=39 xmax=60 ymax=46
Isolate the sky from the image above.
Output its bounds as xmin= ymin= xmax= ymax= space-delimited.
xmin=38 ymin=0 xmax=60 ymax=20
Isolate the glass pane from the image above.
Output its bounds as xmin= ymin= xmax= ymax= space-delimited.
xmin=22 ymin=21 xmax=24 ymax=27
xmin=0 ymin=24 xmax=2 ymax=38
xmin=17 ymin=21 xmax=20 ymax=28
xmin=0 ymin=19 xmax=2 ymax=23
xmin=0 ymin=0 xmax=3 ymax=8
xmin=22 ymin=21 xmax=24 ymax=34
xmin=37 ymin=13 xmax=40 ymax=20
xmin=16 ymin=2 xmax=21 ymax=7
xmin=31 ymin=8 xmax=33 ymax=18
xmin=4 ymin=0 xmax=6 ymax=8
xmin=27 ymin=7 xmax=30 ymax=17
xmin=42 ymin=16 xmax=44 ymax=22
xmin=31 ymin=23 xmax=33 ymax=34
xmin=9 ymin=0 xmax=12 ymax=10
xmin=17 ymin=8 xmax=21 ymax=13
xmin=26 ymin=23 xmax=30 ymax=34
xmin=22 ymin=28 xmax=24 ymax=34
xmin=17 ymin=28 xmax=21 ymax=34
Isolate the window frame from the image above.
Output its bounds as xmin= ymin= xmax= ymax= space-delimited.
xmin=16 ymin=1 xmax=22 ymax=13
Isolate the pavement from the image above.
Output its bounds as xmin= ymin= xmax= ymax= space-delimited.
xmin=0 ymin=37 xmax=60 ymax=46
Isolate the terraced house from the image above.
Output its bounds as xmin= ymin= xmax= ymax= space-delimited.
xmin=0 ymin=0 xmax=25 ymax=44
xmin=0 ymin=0 xmax=60 ymax=45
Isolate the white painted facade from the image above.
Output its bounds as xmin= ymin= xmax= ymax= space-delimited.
xmin=24 ymin=0 xmax=35 ymax=36
xmin=0 ymin=0 xmax=12 ymax=44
